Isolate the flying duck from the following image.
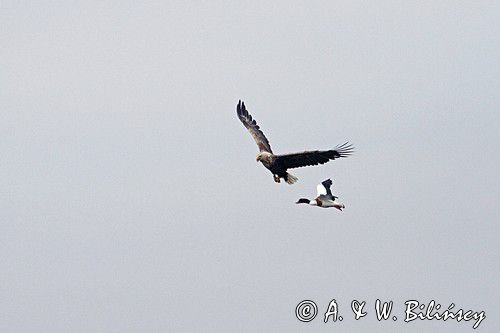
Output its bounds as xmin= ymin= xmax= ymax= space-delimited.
xmin=236 ymin=100 xmax=353 ymax=184
xmin=296 ymin=179 xmax=345 ymax=210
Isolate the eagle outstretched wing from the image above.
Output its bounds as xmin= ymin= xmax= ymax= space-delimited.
xmin=236 ymin=100 xmax=273 ymax=153
xmin=275 ymin=142 xmax=354 ymax=169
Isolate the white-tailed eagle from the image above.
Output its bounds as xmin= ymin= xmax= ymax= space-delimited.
xmin=236 ymin=100 xmax=353 ymax=184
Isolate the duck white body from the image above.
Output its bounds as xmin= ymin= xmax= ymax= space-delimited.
xmin=296 ymin=179 xmax=345 ymax=211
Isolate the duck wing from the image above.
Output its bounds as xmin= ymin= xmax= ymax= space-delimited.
xmin=317 ymin=179 xmax=333 ymax=197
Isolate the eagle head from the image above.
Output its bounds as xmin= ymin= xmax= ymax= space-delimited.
xmin=256 ymin=151 xmax=272 ymax=163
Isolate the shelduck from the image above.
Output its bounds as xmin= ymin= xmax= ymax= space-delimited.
xmin=296 ymin=179 xmax=345 ymax=210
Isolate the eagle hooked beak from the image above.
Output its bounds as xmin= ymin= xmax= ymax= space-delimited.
xmin=256 ymin=154 xmax=261 ymax=162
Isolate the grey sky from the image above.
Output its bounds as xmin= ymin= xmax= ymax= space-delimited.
xmin=1 ymin=1 xmax=499 ymax=332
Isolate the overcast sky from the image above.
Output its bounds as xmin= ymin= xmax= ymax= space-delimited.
xmin=1 ymin=1 xmax=499 ymax=332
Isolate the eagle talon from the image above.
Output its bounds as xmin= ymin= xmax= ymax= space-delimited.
xmin=273 ymin=175 xmax=281 ymax=183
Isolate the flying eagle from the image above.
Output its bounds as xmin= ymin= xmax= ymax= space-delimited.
xmin=296 ymin=179 xmax=345 ymax=210
xmin=236 ymin=100 xmax=353 ymax=184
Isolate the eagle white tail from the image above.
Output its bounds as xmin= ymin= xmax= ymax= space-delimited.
xmin=286 ymin=173 xmax=298 ymax=184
